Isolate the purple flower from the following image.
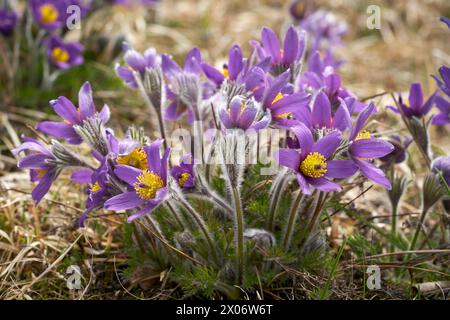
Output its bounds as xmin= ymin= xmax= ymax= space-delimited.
xmin=432 ymin=65 xmax=450 ymax=98
xmin=12 ymin=137 xmax=59 ymax=204
xmin=300 ymin=9 xmax=347 ymax=51
xmin=275 ymin=123 xmax=356 ymax=195
xmin=0 ymin=9 xmax=17 ymax=35
xmin=431 ymin=156 xmax=450 ymax=186
xmin=347 ymin=103 xmax=394 ymax=189
xmin=46 ymin=36 xmax=84 ymax=69
xmin=289 ymin=0 xmax=311 ymax=21
xmin=219 ymin=96 xmax=271 ymax=132
xmin=433 ymin=95 xmax=450 ymax=126
xmin=171 ymin=154 xmax=195 ymax=189
xmin=379 ymin=134 xmax=412 ymax=165
xmin=30 ymin=0 xmax=65 ymax=30
xmin=36 ymin=82 xmax=110 ymax=144
xmin=262 ymin=71 xmax=311 ymax=126
xmin=388 ymin=83 xmax=437 ymax=119
xmin=201 ymin=45 xmax=268 ymax=101
xmin=251 ymin=26 xmax=305 ymax=75
xmin=115 ymin=46 xmax=161 ymax=88
xmin=104 ymin=139 xmax=170 ymax=222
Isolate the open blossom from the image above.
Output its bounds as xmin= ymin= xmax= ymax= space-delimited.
xmin=261 ymin=71 xmax=311 ymax=126
xmin=171 ymin=154 xmax=195 ymax=189
xmin=12 ymin=137 xmax=59 ymax=204
xmin=30 ymin=0 xmax=65 ymax=30
xmin=115 ymin=46 xmax=161 ymax=88
xmin=104 ymin=139 xmax=170 ymax=222
xmin=46 ymin=36 xmax=84 ymax=69
xmin=347 ymin=103 xmax=394 ymax=189
xmin=389 ymin=83 xmax=437 ymax=119
xmin=202 ymin=45 xmax=268 ymax=102
xmin=36 ymin=82 xmax=110 ymax=144
xmin=219 ymin=96 xmax=271 ymax=132
xmin=275 ymin=123 xmax=357 ymax=195
xmin=251 ymin=26 xmax=305 ymax=76
xmin=0 ymin=9 xmax=17 ymax=35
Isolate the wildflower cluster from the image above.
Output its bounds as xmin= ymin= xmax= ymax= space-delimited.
xmin=14 ymin=11 xmax=450 ymax=295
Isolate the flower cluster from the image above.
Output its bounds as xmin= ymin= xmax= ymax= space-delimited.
xmin=16 ymin=23 xmax=400 ymax=285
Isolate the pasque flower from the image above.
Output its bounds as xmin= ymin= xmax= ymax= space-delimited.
xmin=30 ymin=0 xmax=64 ymax=30
xmin=12 ymin=137 xmax=59 ymax=204
xmin=275 ymin=123 xmax=357 ymax=195
xmin=104 ymin=139 xmax=170 ymax=222
xmin=431 ymin=156 xmax=450 ymax=186
xmin=115 ymin=46 xmax=161 ymax=89
xmin=432 ymin=65 xmax=450 ymax=98
xmin=379 ymin=134 xmax=413 ymax=164
xmin=46 ymin=36 xmax=84 ymax=69
xmin=171 ymin=154 xmax=195 ymax=189
xmin=347 ymin=103 xmax=394 ymax=189
xmin=388 ymin=83 xmax=437 ymax=119
xmin=432 ymin=95 xmax=450 ymax=126
xmin=219 ymin=96 xmax=271 ymax=132
xmin=251 ymin=26 xmax=305 ymax=76
xmin=36 ymin=82 xmax=110 ymax=144
xmin=0 ymin=9 xmax=17 ymax=35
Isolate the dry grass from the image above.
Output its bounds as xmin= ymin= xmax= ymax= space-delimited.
xmin=0 ymin=0 xmax=449 ymax=299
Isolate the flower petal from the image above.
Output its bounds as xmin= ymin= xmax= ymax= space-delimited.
xmin=292 ymin=123 xmax=313 ymax=155
xmin=127 ymin=202 xmax=159 ymax=222
xmin=115 ymin=165 xmax=141 ymax=186
xmin=355 ymin=159 xmax=392 ymax=189
xmin=104 ymin=192 xmax=144 ymax=211
xmin=313 ymin=130 xmax=341 ymax=158
xmin=325 ymin=160 xmax=358 ymax=179
xmin=275 ymin=148 xmax=300 ymax=171
xmin=350 ymin=138 xmax=394 ymax=159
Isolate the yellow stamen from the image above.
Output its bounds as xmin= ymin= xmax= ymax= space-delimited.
xmin=221 ymin=65 xmax=229 ymax=78
xmin=275 ymin=112 xmax=292 ymax=119
xmin=36 ymin=169 xmax=48 ymax=179
xmin=300 ymin=152 xmax=327 ymax=178
xmin=355 ymin=130 xmax=371 ymax=141
xmin=272 ymin=92 xmax=283 ymax=105
xmin=90 ymin=182 xmax=101 ymax=193
xmin=51 ymin=47 xmax=70 ymax=63
xmin=40 ymin=4 xmax=59 ymax=24
xmin=117 ymin=148 xmax=148 ymax=170
xmin=134 ymin=170 xmax=164 ymax=200
xmin=178 ymin=172 xmax=191 ymax=187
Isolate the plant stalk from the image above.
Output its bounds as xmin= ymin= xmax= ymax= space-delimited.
xmin=282 ymin=190 xmax=305 ymax=250
xmin=231 ymin=186 xmax=245 ymax=284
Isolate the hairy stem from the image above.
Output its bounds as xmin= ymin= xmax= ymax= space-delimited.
xmin=409 ymin=207 xmax=429 ymax=253
xmin=282 ymin=191 xmax=305 ymax=250
xmin=266 ymin=168 xmax=289 ymax=231
xmin=231 ymin=186 xmax=245 ymax=284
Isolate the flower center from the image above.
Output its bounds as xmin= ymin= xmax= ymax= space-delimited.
xmin=117 ymin=148 xmax=148 ymax=170
xmin=300 ymin=152 xmax=327 ymax=178
xmin=40 ymin=4 xmax=59 ymax=24
xmin=90 ymin=181 xmax=101 ymax=193
xmin=221 ymin=64 xmax=229 ymax=78
xmin=355 ymin=130 xmax=371 ymax=141
xmin=178 ymin=172 xmax=191 ymax=187
xmin=271 ymin=92 xmax=284 ymax=105
xmin=36 ymin=169 xmax=48 ymax=179
xmin=51 ymin=47 xmax=70 ymax=63
xmin=275 ymin=112 xmax=292 ymax=119
xmin=134 ymin=170 xmax=164 ymax=200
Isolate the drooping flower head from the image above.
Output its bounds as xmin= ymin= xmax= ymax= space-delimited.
xmin=36 ymin=82 xmax=110 ymax=144
xmin=219 ymin=95 xmax=271 ymax=132
xmin=275 ymin=123 xmax=356 ymax=195
xmin=104 ymin=139 xmax=170 ymax=222
xmin=115 ymin=46 xmax=161 ymax=89
xmin=379 ymin=134 xmax=413 ymax=165
xmin=13 ymin=137 xmax=84 ymax=204
xmin=0 ymin=9 xmax=18 ymax=36
xmin=388 ymin=83 xmax=437 ymax=119
xmin=30 ymin=0 xmax=65 ymax=30
xmin=46 ymin=36 xmax=84 ymax=70
xmin=171 ymin=154 xmax=195 ymax=189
